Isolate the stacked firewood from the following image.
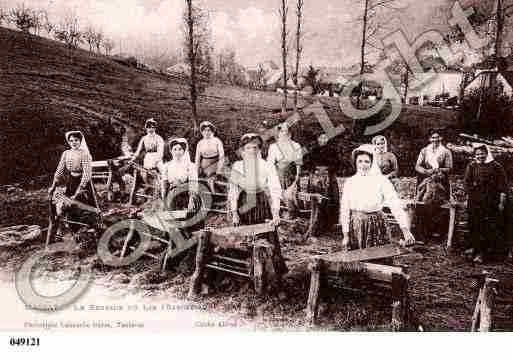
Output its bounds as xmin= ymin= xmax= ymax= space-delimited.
xmin=447 ymin=133 xmax=513 ymax=155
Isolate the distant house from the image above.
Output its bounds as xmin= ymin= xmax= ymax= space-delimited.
xmin=265 ymin=69 xmax=300 ymax=90
xmin=404 ymin=71 xmax=464 ymax=106
xmin=166 ymin=62 xmax=190 ymax=76
xmin=464 ymin=69 xmax=513 ymax=97
xmin=260 ymin=60 xmax=279 ymax=73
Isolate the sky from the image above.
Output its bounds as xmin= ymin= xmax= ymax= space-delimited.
xmin=1 ymin=0 xmax=455 ymax=68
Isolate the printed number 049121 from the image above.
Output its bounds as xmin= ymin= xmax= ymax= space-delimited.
xmin=9 ymin=337 xmax=40 ymax=346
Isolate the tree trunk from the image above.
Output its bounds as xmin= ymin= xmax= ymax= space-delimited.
xmin=294 ymin=0 xmax=303 ymax=110
xmin=495 ymin=0 xmax=504 ymax=66
xmin=281 ymin=0 xmax=288 ymax=114
xmin=187 ymin=0 xmax=199 ymax=134
xmin=403 ymin=68 xmax=409 ymax=104
xmin=357 ymin=0 xmax=370 ymax=110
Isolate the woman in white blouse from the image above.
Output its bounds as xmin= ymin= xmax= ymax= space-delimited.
xmin=228 ymin=133 xmax=287 ymax=275
xmin=194 ymin=121 xmax=225 ymax=180
xmin=267 ymin=122 xmax=302 ymax=218
xmin=132 ymin=118 xmax=165 ymax=184
xmin=340 ymin=145 xmax=415 ymax=250
xmin=161 ymin=138 xmax=200 ymax=215
xmin=228 ymin=133 xmax=282 ymax=227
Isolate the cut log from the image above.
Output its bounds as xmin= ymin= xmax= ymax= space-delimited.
xmin=319 ymin=243 xmax=409 ymax=264
xmin=324 ymin=259 xmax=405 ymax=283
xmin=0 ymin=225 xmax=42 ymax=247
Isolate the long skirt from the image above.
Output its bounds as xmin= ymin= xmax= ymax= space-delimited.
xmin=64 ymin=175 xmax=95 ymax=207
xmin=236 ymin=190 xmax=288 ymax=275
xmin=348 ymin=210 xmax=389 ymax=250
xmin=199 ymin=155 xmax=219 ymax=178
xmin=414 ymin=174 xmax=449 ymax=240
xmin=468 ymin=203 xmax=504 ymax=256
xmin=276 ymin=162 xmax=297 ymax=190
xmin=143 ymin=152 xmax=160 ymax=169
xmin=61 ymin=174 xmax=96 ymax=226
xmin=277 ymin=162 xmax=298 ymax=217
xmin=162 ymin=183 xmax=204 ymax=232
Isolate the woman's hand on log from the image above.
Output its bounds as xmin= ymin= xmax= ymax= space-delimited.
xmin=499 ymin=194 xmax=506 ymax=212
xmin=231 ymin=212 xmax=240 ymax=226
xmin=400 ymin=228 xmax=415 ymax=247
xmin=270 ymin=215 xmax=281 ymax=227
xmin=342 ymin=233 xmax=349 ymax=251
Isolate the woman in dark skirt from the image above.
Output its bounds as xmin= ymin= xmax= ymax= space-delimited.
xmin=464 ymin=144 xmax=507 ymax=264
xmin=339 ymin=145 xmax=415 ymax=250
xmin=267 ymin=122 xmax=303 ymax=218
xmin=194 ymin=121 xmax=225 ymax=180
xmin=414 ymin=130 xmax=453 ymax=240
xmin=48 ymin=131 xmax=95 ymax=219
xmin=228 ymin=133 xmax=287 ymax=274
xmin=160 ymin=138 xmax=202 ymax=229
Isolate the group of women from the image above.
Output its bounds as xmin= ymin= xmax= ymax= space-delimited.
xmin=49 ymin=120 xmax=508 ymax=264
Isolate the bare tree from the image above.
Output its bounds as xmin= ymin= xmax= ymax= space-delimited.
xmin=102 ymin=38 xmax=115 ymax=55
xmin=83 ymin=26 xmax=97 ymax=52
xmin=279 ymin=0 xmax=289 ymax=113
xmin=255 ymin=63 xmax=266 ymax=89
xmin=93 ymin=30 xmax=104 ymax=54
xmin=0 ymin=7 xmax=7 ymax=26
xmin=32 ymin=9 xmax=45 ymax=36
xmin=54 ymin=13 xmax=82 ymax=49
xmin=183 ymin=0 xmax=211 ymax=133
xmin=40 ymin=10 xmax=54 ymax=37
xmin=293 ymin=0 xmax=304 ymax=109
xmin=0 ymin=7 xmax=7 ymax=25
xmin=9 ymin=4 xmax=38 ymax=34
xmin=355 ymin=0 xmax=403 ymax=108
xmin=388 ymin=54 xmax=413 ymax=103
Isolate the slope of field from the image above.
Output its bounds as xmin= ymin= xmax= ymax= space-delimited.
xmin=3 ymin=26 xmax=513 ymax=333
xmin=0 ymin=27 xmax=307 ymax=184
xmin=0 ymin=26 xmax=465 ymax=185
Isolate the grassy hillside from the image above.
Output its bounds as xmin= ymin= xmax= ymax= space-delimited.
xmin=0 ymin=27 xmax=301 ymax=184
xmin=0 ymin=26 xmax=463 ymax=185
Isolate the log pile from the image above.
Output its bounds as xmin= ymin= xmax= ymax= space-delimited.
xmin=447 ymin=133 xmax=513 ymax=155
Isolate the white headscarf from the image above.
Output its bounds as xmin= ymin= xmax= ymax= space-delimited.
xmin=371 ymin=135 xmax=388 ymax=175
xmin=372 ymin=135 xmax=388 ymax=153
xmin=65 ymin=131 xmax=90 ymax=156
xmin=168 ymin=137 xmax=192 ymax=163
xmin=351 ymin=144 xmax=382 ymax=176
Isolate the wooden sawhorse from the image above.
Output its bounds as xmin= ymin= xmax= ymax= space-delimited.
xmin=305 ymin=244 xmax=412 ymax=330
xmin=188 ymin=223 xmax=287 ymax=299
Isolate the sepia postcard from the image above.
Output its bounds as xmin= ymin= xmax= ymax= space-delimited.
xmin=1 ymin=1 xmax=513 ymax=351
